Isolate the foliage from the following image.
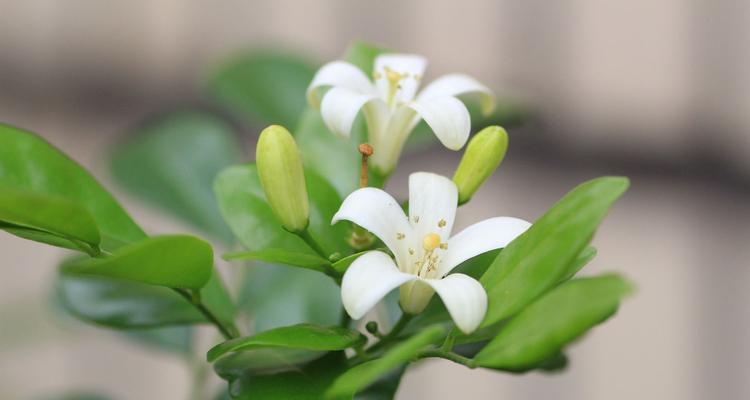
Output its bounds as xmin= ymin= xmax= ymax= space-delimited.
xmin=0 ymin=40 xmax=631 ymax=399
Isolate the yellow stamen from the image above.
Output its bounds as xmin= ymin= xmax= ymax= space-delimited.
xmin=422 ymin=233 xmax=441 ymax=251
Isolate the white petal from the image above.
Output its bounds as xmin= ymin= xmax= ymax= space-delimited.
xmin=408 ymin=172 xmax=458 ymax=248
xmin=374 ymin=54 xmax=427 ymax=104
xmin=417 ymin=73 xmax=496 ymax=115
xmin=423 ymin=274 xmax=487 ymax=334
xmin=307 ymin=61 xmax=375 ymax=107
xmin=409 ymin=96 xmax=471 ymax=150
xmin=439 ymin=217 xmax=531 ymax=276
xmin=320 ymin=87 xmax=382 ymax=139
xmin=368 ymin=106 xmax=418 ymax=175
xmin=332 ymin=187 xmax=414 ymax=269
xmin=341 ymin=251 xmax=417 ymax=319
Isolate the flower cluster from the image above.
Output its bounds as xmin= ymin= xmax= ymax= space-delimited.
xmin=263 ymin=52 xmax=529 ymax=334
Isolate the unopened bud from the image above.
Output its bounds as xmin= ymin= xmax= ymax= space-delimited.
xmin=452 ymin=126 xmax=509 ymax=205
xmin=256 ymin=125 xmax=309 ymax=232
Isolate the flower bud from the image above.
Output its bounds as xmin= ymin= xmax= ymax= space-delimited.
xmin=452 ymin=126 xmax=509 ymax=205
xmin=256 ymin=125 xmax=309 ymax=232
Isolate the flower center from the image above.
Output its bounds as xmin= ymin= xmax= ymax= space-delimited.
xmin=381 ymin=66 xmax=407 ymax=108
xmin=415 ymin=232 xmax=446 ymax=278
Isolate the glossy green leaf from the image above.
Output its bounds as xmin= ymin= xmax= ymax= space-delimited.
xmin=475 ymin=274 xmax=632 ymax=370
xmin=56 ymin=274 xmax=205 ymax=328
xmin=0 ymin=124 xmax=146 ymax=251
xmin=354 ymin=366 xmax=407 ymax=400
xmin=226 ymin=353 xmax=348 ymax=400
xmin=325 ymin=326 xmax=445 ymax=399
xmin=207 ymin=51 xmax=315 ymax=128
xmin=559 ymin=246 xmax=597 ymax=283
xmin=238 ymin=264 xmax=341 ymax=332
xmin=0 ymin=188 xmax=101 ymax=252
xmin=111 ymin=111 xmax=239 ymax=243
xmin=62 ymin=235 xmax=213 ymax=289
xmin=122 ymin=326 xmax=193 ymax=356
xmin=224 ymin=249 xmax=331 ymax=273
xmin=330 ymin=251 xmax=369 ymax=274
xmin=214 ymin=347 xmax=323 ymax=381
xmin=480 ymin=177 xmax=629 ymax=327
xmin=208 ymin=323 xmax=365 ymax=362
xmin=215 ymin=164 xmax=347 ymax=256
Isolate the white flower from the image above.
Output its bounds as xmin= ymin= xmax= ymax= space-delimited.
xmin=307 ymin=54 xmax=495 ymax=175
xmin=332 ymin=172 xmax=530 ymax=334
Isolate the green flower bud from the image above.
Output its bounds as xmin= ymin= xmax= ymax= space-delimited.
xmin=452 ymin=125 xmax=509 ymax=205
xmin=256 ymin=125 xmax=309 ymax=232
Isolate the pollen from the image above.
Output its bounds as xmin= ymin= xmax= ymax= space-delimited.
xmin=396 ymin=232 xmax=405 ymax=240
xmin=440 ymin=243 xmax=448 ymax=250
xmin=438 ymin=219 xmax=446 ymax=228
xmin=384 ymin=66 xmax=403 ymax=83
xmin=422 ymin=233 xmax=441 ymax=251
xmin=413 ymin=216 xmax=420 ymax=223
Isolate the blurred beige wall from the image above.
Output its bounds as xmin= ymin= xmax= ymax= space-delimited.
xmin=1 ymin=1 xmax=749 ymax=399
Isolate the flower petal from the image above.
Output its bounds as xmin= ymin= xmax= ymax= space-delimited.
xmin=408 ymin=172 xmax=458 ymax=246
xmin=341 ymin=251 xmax=417 ymax=319
xmin=439 ymin=217 xmax=531 ymax=276
xmin=307 ymin=61 xmax=375 ymax=107
xmin=374 ymin=54 xmax=427 ymax=104
xmin=417 ymin=73 xmax=496 ymax=115
xmin=409 ymin=96 xmax=471 ymax=150
xmin=320 ymin=87 xmax=381 ymax=138
xmin=423 ymin=274 xmax=487 ymax=334
xmin=332 ymin=187 xmax=414 ymax=269
xmin=368 ymin=106 xmax=418 ymax=175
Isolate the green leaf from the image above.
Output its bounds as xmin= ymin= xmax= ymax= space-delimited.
xmin=224 ymin=249 xmax=331 ymax=274
xmin=111 ymin=111 xmax=239 ymax=243
xmin=480 ymin=177 xmax=629 ymax=327
xmin=0 ymin=123 xmax=145 ymax=251
xmin=56 ymin=274 xmax=205 ymax=328
xmin=122 ymin=326 xmax=193 ymax=356
xmin=331 ymin=251 xmax=368 ymax=274
xmin=207 ymin=51 xmax=316 ymax=128
xmin=475 ymin=274 xmax=632 ymax=370
xmin=226 ymin=353 xmax=348 ymax=400
xmin=215 ymin=164 xmax=347 ymax=256
xmin=61 ymin=235 xmax=213 ymax=289
xmin=214 ymin=348 xmax=324 ymax=380
xmin=559 ymin=246 xmax=597 ymax=283
xmin=0 ymin=188 xmax=101 ymax=252
xmin=238 ymin=264 xmax=341 ymax=332
xmin=325 ymin=326 xmax=445 ymax=399
xmin=354 ymin=366 xmax=406 ymax=400
xmin=208 ymin=323 xmax=365 ymax=362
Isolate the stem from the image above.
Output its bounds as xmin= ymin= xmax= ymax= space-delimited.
xmin=417 ymin=349 xmax=476 ymax=368
xmin=368 ymin=313 xmax=413 ymax=353
xmin=175 ymin=288 xmax=237 ymax=340
xmin=298 ymin=229 xmax=329 ymax=259
xmin=358 ymin=143 xmax=373 ymax=188
xmin=441 ymin=328 xmax=456 ymax=352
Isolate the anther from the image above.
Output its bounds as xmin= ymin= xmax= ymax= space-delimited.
xmin=422 ymin=233 xmax=441 ymax=251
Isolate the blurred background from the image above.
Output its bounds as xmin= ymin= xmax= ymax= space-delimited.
xmin=1 ymin=0 xmax=749 ymax=399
